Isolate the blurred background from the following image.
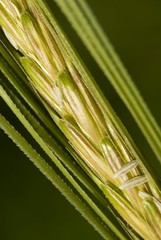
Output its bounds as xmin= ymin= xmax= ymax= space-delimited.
xmin=1 ymin=0 xmax=161 ymax=239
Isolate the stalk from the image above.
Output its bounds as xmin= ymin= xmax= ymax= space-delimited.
xmin=0 ymin=114 xmax=115 ymax=240
xmin=0 ymin=1 xmax=161 ymax=239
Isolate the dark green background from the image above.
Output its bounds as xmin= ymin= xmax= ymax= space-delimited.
xmin=1 ymin=1 xmax=161 ymax=239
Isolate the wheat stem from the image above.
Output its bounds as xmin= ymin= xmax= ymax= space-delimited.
xmin=0 ymin=114 xmax=118 ymax=240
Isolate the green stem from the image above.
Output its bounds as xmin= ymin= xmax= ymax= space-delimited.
xmin=0 ymin=113 xmax=115 ymax=240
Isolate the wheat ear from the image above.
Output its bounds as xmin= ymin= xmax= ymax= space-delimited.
xmin=1 ymin=1 xmax=161 ymax=239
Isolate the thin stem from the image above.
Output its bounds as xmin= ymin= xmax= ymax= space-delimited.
xmin=0 ymin=113 xmax=114 ymax=240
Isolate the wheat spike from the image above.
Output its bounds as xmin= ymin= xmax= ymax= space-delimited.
xmin=1 ymin=1 xmax=161 ymax=239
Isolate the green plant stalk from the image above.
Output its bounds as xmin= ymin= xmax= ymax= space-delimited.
xmin=0 ymin=0 xmax=161 ymax=239
xmin=0 ymin=114 xmax=118 ymax=240
xmin=56 ymin=0 xmax=161 ymax=163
